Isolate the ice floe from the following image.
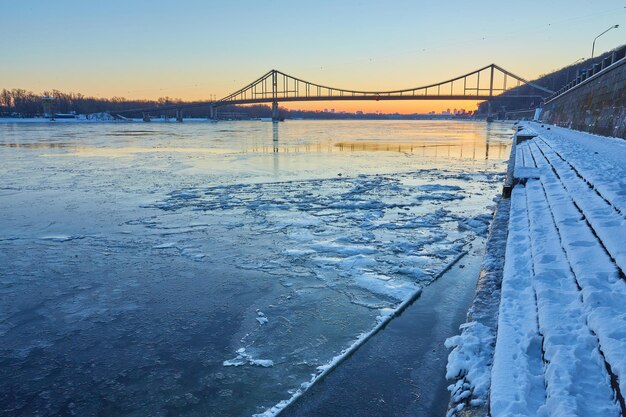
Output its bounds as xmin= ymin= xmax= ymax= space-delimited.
xmin=223 ymin=348 xmax=274 ymax=368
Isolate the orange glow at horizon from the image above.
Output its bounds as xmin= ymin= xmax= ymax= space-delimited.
xmin=281 ymin=100 xmax=481 ymax=115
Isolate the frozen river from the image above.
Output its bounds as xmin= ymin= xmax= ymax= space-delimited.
xmin=0 ymin=120 xmax=511 ymax=416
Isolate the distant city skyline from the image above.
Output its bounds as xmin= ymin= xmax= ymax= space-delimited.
xmin=2 ymin=0 xmax=624 ymax=113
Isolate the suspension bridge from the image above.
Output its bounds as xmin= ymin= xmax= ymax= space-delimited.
xmin=112 ymin=64 xmax=554 ymax=121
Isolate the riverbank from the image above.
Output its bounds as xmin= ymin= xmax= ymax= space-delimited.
xmin=446 ymin=122 xmax=626 ymax=416
xmin=0 ymin=117 xmax=213 ymax=123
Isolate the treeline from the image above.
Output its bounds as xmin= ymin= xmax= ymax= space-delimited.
xmin=0 ymin=88 xmax=184 ymax=117
xmin=0 ymin=87 xmax=280 ymax=119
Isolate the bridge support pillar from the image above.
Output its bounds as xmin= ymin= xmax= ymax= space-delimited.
xmin=486 ymin=102 xmax=493 ymax=122
xmin=142 ymin=112 xmax=150 ymax=122
xmin=272 ymin=101 xmax=279 ymax=122
xmin=176 ymin=109 xmax=183 ymax=122
xmin=210 ymin=105 xmax=217 ymax=120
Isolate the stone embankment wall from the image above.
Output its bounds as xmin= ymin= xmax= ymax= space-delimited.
xmin=541 ymin=58 xmax=626 ymax=139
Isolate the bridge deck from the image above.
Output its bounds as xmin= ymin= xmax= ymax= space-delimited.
xmin=213 ymin=95 xmax=541 ymax=106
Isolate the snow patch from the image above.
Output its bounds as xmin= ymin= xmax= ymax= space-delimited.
xmin=256 ymin=311 xmax=269 ymax=325
xmin=40 ymin=235 xmax=83 ymax=242
xmin=223 ymin=348 xmax=274 ymax=368
xmin=445 ymin=322 xmax=494 ymax=408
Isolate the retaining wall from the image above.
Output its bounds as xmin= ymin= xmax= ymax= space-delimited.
xmin=541 ymin=58 xmax=626 ymax=139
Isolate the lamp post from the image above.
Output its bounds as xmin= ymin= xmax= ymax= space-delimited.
xmin=591 ymin=24 xmax=619 ymax=62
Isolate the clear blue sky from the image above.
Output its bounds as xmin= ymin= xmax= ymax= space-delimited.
xmin=2 ymin=0 xmax=624 ymax=112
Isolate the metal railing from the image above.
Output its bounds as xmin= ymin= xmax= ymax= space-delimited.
xmin=545 ymin=46 xmax=626 ymax=103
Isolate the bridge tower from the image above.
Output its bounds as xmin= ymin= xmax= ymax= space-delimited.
xmin=272 ymin=70 xmax=279 ymax=122
xmin=176 ymin=109 xmax=183 ymax=122
xmin=272 ymin=102 xmax=279 ymax=121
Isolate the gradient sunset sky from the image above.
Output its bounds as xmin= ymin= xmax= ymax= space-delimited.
xmin=2 ymin=0 xmax=624 ymax=113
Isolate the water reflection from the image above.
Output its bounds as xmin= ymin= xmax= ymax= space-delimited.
xmin=2 ymin=121 xmax=512 ymax=163
xmin=273 ymin=123 xmax=279 ymax=176
xmin=242 ymin=121 xmax=510 ymax=161
xmin=43 ymin=147 xmax=235 ymax=158
xmin=0 ymin=142 xmax=74 ymax=149
xmin=273 ymin=123 xmax=279 ymax=153
xmin=485 ymin=122 xmax=492 ymax=160
xmin=104 ymin=131 xmax=159 ymax=137
xmin=246 ymin=138 xmax=508 ymax=161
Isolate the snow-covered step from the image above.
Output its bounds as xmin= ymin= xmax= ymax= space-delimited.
xmin=530 ymin=124 xmax=626 ymax=216
xmin=533 ymin=139 xmax=626 ymax=276
xmin=516 ymin=126 xmax=539 ymax=142
xmin=525 ymin=178 xmax=621 ymax=417
xmin=520 ymin=142 xmax=536 ymax=168
xmin=528 ymin=141 xmax=626 ymax=399
xmin=513 ymin=143 xmax=526 ymax=180
xmin=490 ymin=185 xmax=546 ymax=417
xmin=538 ymin=135 xmax=625 ymax=218
xmin=513 ymin=142 xmax=541 ymax=182
xmin=515 ymin=142 xmax=525 ymax=168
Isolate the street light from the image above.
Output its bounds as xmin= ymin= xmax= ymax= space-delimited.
xmin=591 ymin=24 xmax=619 ymax=62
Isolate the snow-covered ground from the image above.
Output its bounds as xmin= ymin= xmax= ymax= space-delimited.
xmin=446 ymin=122 xmax=626 ymax=417
xmin=0 ymin=120 xmax=511 ymax=416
